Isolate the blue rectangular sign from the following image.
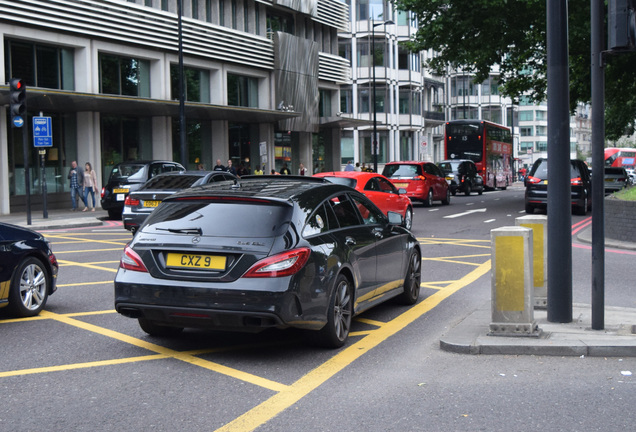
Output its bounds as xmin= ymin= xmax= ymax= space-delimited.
xmin=33 ymin=116 xmax=53 ymax=147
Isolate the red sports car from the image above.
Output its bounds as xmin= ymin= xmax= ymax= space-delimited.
xmin=313 ymin=171 xmax=414 ymax=230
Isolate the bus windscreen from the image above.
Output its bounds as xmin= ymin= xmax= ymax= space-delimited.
xmin=446 ymin=123 xmax=483 ymax=162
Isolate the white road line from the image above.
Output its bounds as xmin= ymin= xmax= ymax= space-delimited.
xmin=443 ymin=208 xmax=487 ymax=219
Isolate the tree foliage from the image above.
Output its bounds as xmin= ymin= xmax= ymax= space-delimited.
xmin=395 ymin=0 xmax=636 ymax=140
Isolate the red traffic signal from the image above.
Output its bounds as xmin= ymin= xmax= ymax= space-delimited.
xmin=9 ymin=78 xmax=27 ymax=117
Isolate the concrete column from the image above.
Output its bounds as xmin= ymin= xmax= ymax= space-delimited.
xmin=489 ymin=226 xmax=541 ymax=337
xmin=516 ymin=215 xmax=548 ymax=309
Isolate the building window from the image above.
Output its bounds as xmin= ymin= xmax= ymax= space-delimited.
xmin=519 ymin=110 xmax=533 ymax=121
xmin=374 ymin=85 xmax=388 ymax=113
xmin=244 ymin=0 xmax=249 ymax=32
xmin=535 ymin=110 xmax=547 ymax=120
xmin=358 ymin=88 xmax=370 ymax=113
xmin=520 ymin=141 xmax=533 ymax=152
xmin=205 ymin=0 xmax=212 ymax=22
xmin=357 ymin=0 xmax=384 ymax=21
xmin=192 ymin=0 xmax=199 ymax=19
xmin=99 ymin=53 xmax=150 ymax=97
xmin=520 ymin=126 xmax=533 ymax=136
xmin=536 ymin=125 xmax=547 ymax=136
xmin=319 ymin=90 xmax=333 ymax=117
xmin=340 ymin=87 xmax=353 ymax=114
xmin=227 ymin=73 xmax=258 ymax=107
xmin=219 ymin=0 xmax=225 ymax=26
xmin=4 ymin=39 xmax=74 ymax=90
xmin=170 ymin=65 xmax=210 ymax=103
xmin=231 ymin=0 xmax=237 ymax=29
xmin=161 ymin=0 xmax=169 ymax=11
xmin=537 ymin=141 xmax=548 ymax=152
xmin=267 ymin=10 xmax=294 ymax=35
xmin=398 ymin=47 xmax=409 ymax=70
xmin=339 ymin=41 xmax=352 ymax=61
xmin=397 ymin=10 xmax=409 ymax=26
xmin=255 ymin=4 xmax=260 ymax=35
xmin=399 ymin=89 xmax=410 ymax=114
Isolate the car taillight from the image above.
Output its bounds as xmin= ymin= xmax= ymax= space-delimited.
xmin=526 ymin=176 xmax=542 ymax=184
xmin=48 ymin=252 xmax=58 ymax=269
xmin=124 ymin=196 xmax=140 ymax=206
xmin=120 ymin=246 xmax=148 ymax=272
xmin=243 ymin=248 xmax=310 ymax=278
xmin=101 ymin=187 xmax=105 ymax=198
xmin=414 ymin=175 xmax=427 ymax=181
xmin=571 ymin=177 xmax=582 ymax=186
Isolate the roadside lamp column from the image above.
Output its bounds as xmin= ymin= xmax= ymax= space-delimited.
xmin=372 ymin=19 xmax=394 ymax=173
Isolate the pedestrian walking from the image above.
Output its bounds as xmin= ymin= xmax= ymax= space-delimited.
xmin=68 ymin=160 xmax=87 ymax=211
xmin=227 ymin=159 xmax=238 ymax=176
xmin=83 ymin=162 xmax=98 ymax=212
xmin=213 ymin=159 xmax=226 ymax=171
xmin=280 ymin=163 xmax=291 ymax=175
xmin=298 ymin=163 xmax=306 ymax=176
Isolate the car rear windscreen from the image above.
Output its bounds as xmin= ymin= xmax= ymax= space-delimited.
xmin=382 ymin=164 xmax=422 ymax=178
xmin=321 ymin=177 xmax=357 ymax=188
xmin=141 ymin=175 xmax=202 ymax=191
xmin=109 ymin=164 xmax=146 ymax=181
xmin=143 ymin=200 xmax=293 ymax=237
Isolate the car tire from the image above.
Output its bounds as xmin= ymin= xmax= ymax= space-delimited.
xmin=442 ymin=189 xmax=451 ymax=205
xmin=396 ymin=250 xmax=421 ymax=305
xmin=525 ymin=203 xmax=535 ymax=214
xmin=312 ymin=273 xmax=353 ymax=348
xmin=478 ymin=186 xmax=483 ymax=196
xmin=464 ymin=184 xmax=471 ymax=196
xmin=423 ymin=189 xmax=433 ymax=207
xmin=108 ymin=208 xmax=122 ymax=220
xmin=574 ymin=197 xmax=588 ymax=216
xmin=403 ymin=207 xmax=413 ymax=230
xmin=451 ymin=189 xmax=457 ymax=196
xmin=7 ymin=257 xmax=49 ymax=317
xmin=138 ymin=318 xmax=183 ymax=337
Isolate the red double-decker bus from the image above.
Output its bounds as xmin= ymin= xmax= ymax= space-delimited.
xmin=444 ymin=120 xmax=513 ymax=189
xmin=604 ymin=147 xmax=636 ymax=169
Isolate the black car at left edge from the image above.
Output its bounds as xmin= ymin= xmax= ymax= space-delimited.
xmin=0 ymin=223 xmax=58 ymax=317
xmin=114 ymin=176 xmax=422 ymax=348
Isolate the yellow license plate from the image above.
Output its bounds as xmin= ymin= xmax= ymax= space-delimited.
xmin=113 ymin=188 xmax=128 ymax=193
xmin=542 ymin=180 xmax=548 ymax=185
xmin=143 ymin=200 xmax=160 ymax=207
xmin=394 ymin=183 xmax=409 ymax=188
xmin=166 ymin=253 xmax=226 ymax=270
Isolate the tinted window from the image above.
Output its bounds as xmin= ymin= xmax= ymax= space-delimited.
xmin=530 ymin=160 xmax=585 ymax=180
xmin=110 ymin=164 xmax=146 ymax=181
xmin=140 ymin=175 xmax=202 ymax=191
xmin=382 ymin=164 xmax=422 ymax=178
xmin=351 ymin=195 xmax=385 ymax=225
xmin=303 ymin=203 xmax=333 ymax=237
xmin=327 ymin=194 xmax=360 ymax=228
xmin=144 ymin=201 xmax=293 ymax=237
xmin=377 ymin=178 xmax=396 ymax=192
xmin=438 ymin=161 xmax=460 ymax=173
xmin=321 ymin=177 xmax=357 ymax=189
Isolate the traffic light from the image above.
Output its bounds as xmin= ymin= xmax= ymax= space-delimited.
xmin=9 ymin=78 xmax=27 ymax=121
xmin=609 ymin=0 xmax=636 ymax=51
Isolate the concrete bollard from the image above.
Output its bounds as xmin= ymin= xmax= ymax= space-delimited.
xmin=489 ymin=226 xmax=541 ymax=337
xmin=516 ymin=215 xmax=548 ymax=309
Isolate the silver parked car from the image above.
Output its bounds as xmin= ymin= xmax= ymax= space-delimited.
xmin=604 ymin=167 xmax=630 ymax=195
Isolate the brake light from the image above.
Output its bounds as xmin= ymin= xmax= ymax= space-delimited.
xmin=120 ymin=246 xmax=148 ymax=272
xmin=48 ymin=251 xmax=58 ymax=269
xmin=414 ymin=175 xmax=427 ymax=181
xmin=124 ymin=196 xmax=140 ymax=206
xmin=101 ymin=187 xmax=105 ymax=198
xmin=243 ymin=248 xmax=310 ymax=278
xmin=526 ymin=176 xmax=542 ymax=184
xmin=571 ymin=177 xmax=582 ymax=186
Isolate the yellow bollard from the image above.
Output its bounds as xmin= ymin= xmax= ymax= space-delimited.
xmin=516 ymin=215 xmax=548 ymax=309
xmin=489 ymin=226 xmax=541 ymax=337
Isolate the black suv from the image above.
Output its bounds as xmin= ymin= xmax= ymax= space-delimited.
xmin=437 ymin=159 xmax=484 ymax=196
xmin=101 ymin=160 xmax=185 ymax=219
xmin=524 ymin=158 xmax=592 ymax=215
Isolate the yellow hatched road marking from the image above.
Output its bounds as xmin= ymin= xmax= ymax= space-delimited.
xmin=57 ymin=281 xmax=115 ymax=287
xmin=53 ymin=248 xmax=124 ymax=254
xmin=57 ymin=259 xmax=118 ymax=273
xmin=215 ymin=261 xmax=491 ymax=432
xmin=44 ymin=233 xmax=129 ymax=246
xmin=33 ymin=311 xmax=289 ymax=393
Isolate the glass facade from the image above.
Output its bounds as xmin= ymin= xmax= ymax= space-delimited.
xmin=227 ymin=74 xmax=259 ymax=107
xmin=99 ymin=53 xmax=150 ymax=97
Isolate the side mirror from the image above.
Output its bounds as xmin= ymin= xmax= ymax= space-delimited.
xmin=387 ymin=211 xmax=403 ymax=225
xmin=397 ymin=188 xmax=407 ymax=195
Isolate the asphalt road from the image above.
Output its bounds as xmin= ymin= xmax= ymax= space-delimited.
xmin=2 ymin=183 xmax=635 ymax=431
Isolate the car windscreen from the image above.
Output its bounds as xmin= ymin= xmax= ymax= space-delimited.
xmin=437 ymin=162 xmax=460 ymax=174
xmin=530 ymin=161 xmax=584 ymax=179
xmin=109 ymin=164 xmax=146 ymax=181
xmin=382 ymin=164 xmax=422 ymax=178
xmin=142 ymin=200 xmax=293 ymax=237
xmin=605 ymin=168 xmax=626 ymax=175
xmin=320 ymin=177 xmax=357 ymax=188
xmin=140 ymin=175 xmax=203 ymax=191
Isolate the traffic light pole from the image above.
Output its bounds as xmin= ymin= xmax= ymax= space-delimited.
xmin=21 ymin=123 xmax=31 ymax=225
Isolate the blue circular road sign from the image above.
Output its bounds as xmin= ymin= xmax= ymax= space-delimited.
xmin=12 ymin=116 xmax=24 ymax=128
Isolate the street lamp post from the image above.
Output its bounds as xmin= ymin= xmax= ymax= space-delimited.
xmin=371 ymin=19 xmax=393 ymax=173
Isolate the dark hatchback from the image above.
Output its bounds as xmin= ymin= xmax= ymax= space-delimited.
xmin=0 ymin=223 xmax=58 ymax=317
xmin=524 ymin=158 xmax=592 ymax=215
xmin=114 ymin=176 xmax=422 ymax=348
xmin=437 ymin=159 xmax=484 ymax=196
xmin=122 ymin=170 xmax=237 ymax=234
xmin=101 ymin=160 xmax=185 ymax=220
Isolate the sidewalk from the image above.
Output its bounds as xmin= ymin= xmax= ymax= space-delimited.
xmin=0 ymin=207 xmax=109 ymax=230
xmin=3 ymin=207 xmax=636 ymax=357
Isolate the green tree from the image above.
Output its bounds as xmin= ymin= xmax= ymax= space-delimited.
xmin=396 ymin=0 xmax=636 ymax=140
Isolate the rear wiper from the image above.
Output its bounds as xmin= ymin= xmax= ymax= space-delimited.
xmin=156 ymin=227 xmax=202 ymax=235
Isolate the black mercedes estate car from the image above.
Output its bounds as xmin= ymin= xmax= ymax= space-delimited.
xmin=114 ymin=176 xmax=422 ymax=348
